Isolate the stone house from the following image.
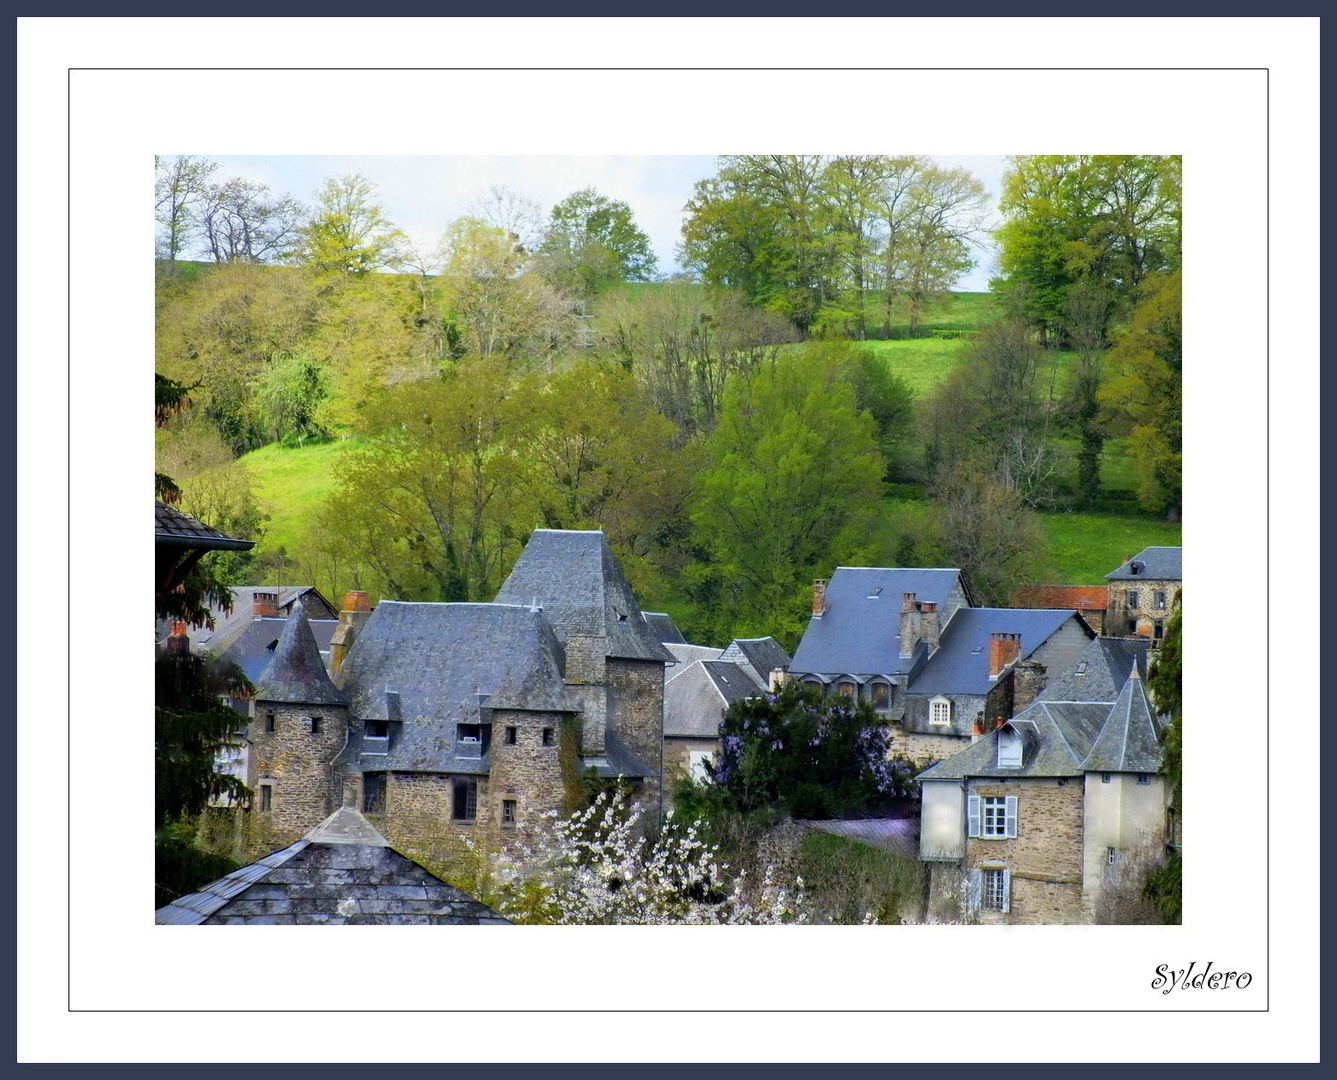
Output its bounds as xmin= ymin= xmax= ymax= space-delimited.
xmin=244 ymin=529 xmax=672 ymax=856
xmin=155 ymin=806 xmax=508 ymax=925
xmin=917 ymin=657 xmax=1167 ymax=924
xmin=1103 ymin=546 xmax=1182 ymax=640
xmin=788 ymin=567 xmax=1091 ymax=764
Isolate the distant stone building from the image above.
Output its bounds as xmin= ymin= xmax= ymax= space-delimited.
xmin=242 ymin=529 xmax=672 ymax=856
xmin=1103 ymin=546 xmax=1182 ymax=641
xmin=917 ymin=657 xmax=1168 ymax=924
xmin=788 ymin=567 xmax=1092 ymax=764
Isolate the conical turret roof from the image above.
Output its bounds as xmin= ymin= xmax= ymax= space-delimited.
xmin=1082 ymin=662 xmax=1162 ymax=773
xmin=254 ymin=604 xmax=346 ymax=705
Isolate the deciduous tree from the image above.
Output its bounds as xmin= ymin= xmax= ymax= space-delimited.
xmin=535 ymin=187 xmax=658 ymax=298
xmin=297 ymin=173 xmax=406 ymax=276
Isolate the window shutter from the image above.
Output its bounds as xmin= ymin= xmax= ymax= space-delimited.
xmin=967 ymin=869 xmax=982 ymax=910
xmin=1004 ymin=795 xmax=1018 ymax=839
xmin=967 ymin=795 xmax=981 ymax=838
xmin=1001 ymin=869 xmax=1011 ymax=914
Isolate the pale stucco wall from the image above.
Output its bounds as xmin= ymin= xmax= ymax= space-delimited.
xmin=920 ymin=780 xmax=965 ymax=860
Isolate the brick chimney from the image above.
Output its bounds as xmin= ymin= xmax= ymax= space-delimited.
xmin=988 ymin=632 xmax=1022 ymax=678
xmin=970 ymin=717 xmax=985 ymax=743
xmin=812 ymin=579 xmax=827 ymax=617
xmin=330 ymin=590 xmax=372 ymax=677
xmin=253 ymin=591 xmax=280 ymax=619
xmin=899 ymin=593 xmax=918 ymax=657
xmin=165 ymin=619 xmax=190 ymax=655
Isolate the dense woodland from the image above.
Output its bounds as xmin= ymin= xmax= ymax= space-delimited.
xmin=156 ymin=154 xmax=1182 ymax=649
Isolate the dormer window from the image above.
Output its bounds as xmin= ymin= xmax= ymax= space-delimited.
xmin=836 ymin=681 xmax=856 ymax=698
xmin=929 ymin=696 xmax=951 ymax=726
xmin=870 ymin=681 xmax=890 ymax=710
xmin=997 ymin=727 xmax=1023 ymax=768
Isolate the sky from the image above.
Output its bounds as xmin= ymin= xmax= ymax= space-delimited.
xmin=205 ymin=154 xmax=1008 ymax=293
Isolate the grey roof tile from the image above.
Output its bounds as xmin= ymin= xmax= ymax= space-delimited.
xmin=337 ymin=601 xmax=575 ymax=773
xmin=254 ymin=606 xmax=346 ymax=706
xmin=642 ymin=612 xmax=687 ymax=644
xmin=155 ymin=500 xmax=255 ymax=551
xmin=1037 ymin=637 xmax=1152 ymax=704
xmin=664 ymin=660 xmax=760 ymax=738
xmin=1105 ymin=546 xmax=1182 ymax=581
xmin=494 ymin=529 xmax=674 ymax=663
xmin=720 ymin=638 xmax=791 ymax=686
xmin=156 ymin=808 xmax=508 ymax=925
xmin=790 ymin=567 xmax=969 ymax=677
xmin=907 ymin=608 xmax=1085 ymax=698
xmin=1081 ymin=668 xmax=1163 ymax=773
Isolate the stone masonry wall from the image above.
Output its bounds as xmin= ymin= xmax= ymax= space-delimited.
xmin=377 ymin=771 xmax=490 ymax=861
xmin=248 ymin=701 xmax=349 ymax=845
xmin=607 ymin=658 xmax=665 ymax=813
xmin=488 ymin=709 xmax=568 ymax=853
xmin=1105 ymin=579 xmax=1180 ymax=638
xmin=887 ymin=725 xmax=971 ymax=768
xmin=966 ymin=777 xmax=1086 ymax=925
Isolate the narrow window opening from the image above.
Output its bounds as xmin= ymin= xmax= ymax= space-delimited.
xmin=502 ymin=799 xmax=517 ymax=825
xmin=309 ymin=716 xmax=322 ymax=736
xmin=259 ymin=784 xmax=272 ymax=812
xmin=453 ymin=779 xmax=478 ymax=821
xmin=542 ymin=728 xmax=555 ymax=747
xmin=265 ymin=713 xmax=276 ymax=734
xmin=505 ymin=726 xmax=517 ymax=745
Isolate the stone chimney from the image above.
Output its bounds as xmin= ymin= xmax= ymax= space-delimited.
xmin=920 ymin=601 xmax=941 ymax=653
xmin=330 ymin=590 xmax=372 ymax=677
xmin=253 ymin=591 xmax=280 ymax=619
xmin=1011 ymin=659 xmax=1048 ymax=712
xmin=988 ymin=632 xmax=1022 ymax=678
xmin=812 ymin=579 xmax=827 ymax=617
xmin=899 ymin=593 xmax=919 ymax=657
xmin=165 ymin=619 xmax=190 ymax=655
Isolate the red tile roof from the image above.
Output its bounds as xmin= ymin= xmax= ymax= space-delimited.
xmin=1012 ymin=585 xmax=1108 ymax=611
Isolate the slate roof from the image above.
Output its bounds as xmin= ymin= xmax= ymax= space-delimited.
xmin=906 ymin=608 xmax=1083 ymax=698
xmin=155 ymin=807 xmax=509 ymax=925
xmin=337 ymin=601 xmax=575 ymax=773
xmin=188 ymin=586 xmax=338 ymax=655
xmin=584 ymin=727 xmax=658 ymax=779
xmin=1106 ymin=546 xmax=1182 ymax=581
xmin=720 ymin=637 xmax=791 ymax=687
xmin=254 ymin=605 xmax=346 ymax=706
xmin=918 ymin=674 xmax=1161 ymax=782
xmin=494 ymin=530 xmax=674 ymax=664
xmin=643 ymin=611 xmax=687 ymax=644
xmin=663 ymin=659 xmax=761 ymax=739
xmin=155 ymin=500 xmax=255 ymax=551
xmin=790 ymin=567 xmax=969 ymax=677
xmin=1037 ymin=637 xmax=1151 ymax=705
xmin=665 ymin=642 xmax=725 ymax=677
xmin=1082 ymin=666 xmax=1163 ymax=773
xmin=199 ymin=617 xmax=337 ymax=685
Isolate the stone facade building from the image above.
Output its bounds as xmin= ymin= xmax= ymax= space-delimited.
xmin=243 ymin=529 xmax=672 ymax=857
xmin=917 ymin=651 xmax=1168 ymax=925
xmin=1103 ymin=546 xmax=1182 ymax=641
xmin=788 ymin=567 xmax=1092 ymax=765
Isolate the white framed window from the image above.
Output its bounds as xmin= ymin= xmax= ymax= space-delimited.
xmin=968 ymin=794 xmax=1017 ymax=839
xmin=997 ymin=727 xmax=1023 ymax=768
xmin=929 ymin=696 xmax=951 ymax=725
xmin=968 ymin=867 xmax=1010 ymax=912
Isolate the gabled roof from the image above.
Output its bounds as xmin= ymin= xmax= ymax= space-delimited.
xmin=665 ymin=642 xmax=725 ymax=680
xmin=189 ymin=586 xmax=339 ymax=655
xmin=337 ymin=601 xmax=574 ymax=773
xmin=154 ymin=500 xmax=254 ymax=551
xmin=1106 ymin=546 xmax=1182 ymax=582
xmin=155 ymin=807 xmax=509 ymax=925
xmin=790 ymin=567 xmax=969 ymax=677
xmin=917 ymin=675 xmax=1162 ymax=782
xmin=254 ymin=605 xmax=345 ymax=706
xmin=664 ymin=659 xmax=761 ymax=738
xmin=1081 ymin=666 xmax=1163 ymax=773
xmin=721 ymin=637 xmax=791 ymax=686
xmin=907 ymin=608 xmax=1086 ymax=698
xmin=642 ymin=611 xmax=687 ymax=645
xmin=1037 ymin=637 xmax=1151 ymax=705
xmin=494 ymin=530 xmax=673 ymax=663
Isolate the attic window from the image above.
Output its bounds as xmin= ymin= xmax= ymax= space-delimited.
xmin=870 ymin=682 xmax=890 ymax=710
xmin=266 ymin=639 xmax=279 ymax=652
xmin=457 ymin=724 xmax=482 ymax=744
xmin=366 ymin=719 xmax=390 ymax=739
xmin=929 ymin=697 xmax=951 ymax=726
xmin=997 ymin=728 xmax=1023 ymax=768
xmin=836 ymin=681 xmax=856 ymax=698
xmin=868 ymin=587 xmax=882 ymax=599
xmin=1138 ymin=774 xmax=1152 ymax=785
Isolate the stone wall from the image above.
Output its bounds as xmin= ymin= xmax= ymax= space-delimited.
xmin=1105 ymin=579 xmax=1180 ymax=639
xmin=966 ymin=776 xmax=1086 ymax=925
xmin=607 ymin=657 xmax=665 ymax=813
xmin=488 ymin=708 xmax=568 ymax=852
xmin=888 ymin=725 xmax=970 ymax=767
xmin=248 ymin=701 xmax=349 ymax=844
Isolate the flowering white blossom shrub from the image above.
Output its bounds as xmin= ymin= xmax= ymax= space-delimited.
xmin=470 ymin=789 xmax=808 ymax=925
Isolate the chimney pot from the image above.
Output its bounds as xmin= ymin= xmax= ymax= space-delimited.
xmin=253 ymin=591 xmax=280 ymax=619
xmin=902 ymin=592 xmax=917 ymax=612
xmin=988 ymin=632 xmax=1022 ymax=678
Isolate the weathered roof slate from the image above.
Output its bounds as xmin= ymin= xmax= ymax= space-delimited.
xmin=337 ymin=601 xmax=574 ymax=773
xmin=663 ymin=659 xmax=760 ymax=738
xmin=1037 ymin=637 xmax=1151 ymax=705
xmin=643 ymin=611 xmax=688 ymax=644
xmin=1081 ymin=667 xmax=1163 ymax=773
xmin=790 ymin=567 xmax=969 ymax=677
xmin=155 ymin=808 xmax=509 ymax=925
xmin=906 ymin=608 xmax=1084 ymax=698
xmin=494 ymin=530 xmax=673 ymax=663
xmin=211 ymin=617 xmax=337 ymax=685
xmin=254 ymin=605 xmax=346 ymax=706
xmin=1106 ymin=546 xmax=1182 ymax=581
xmin=721 ymin=637 xmax=791 ymax=686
